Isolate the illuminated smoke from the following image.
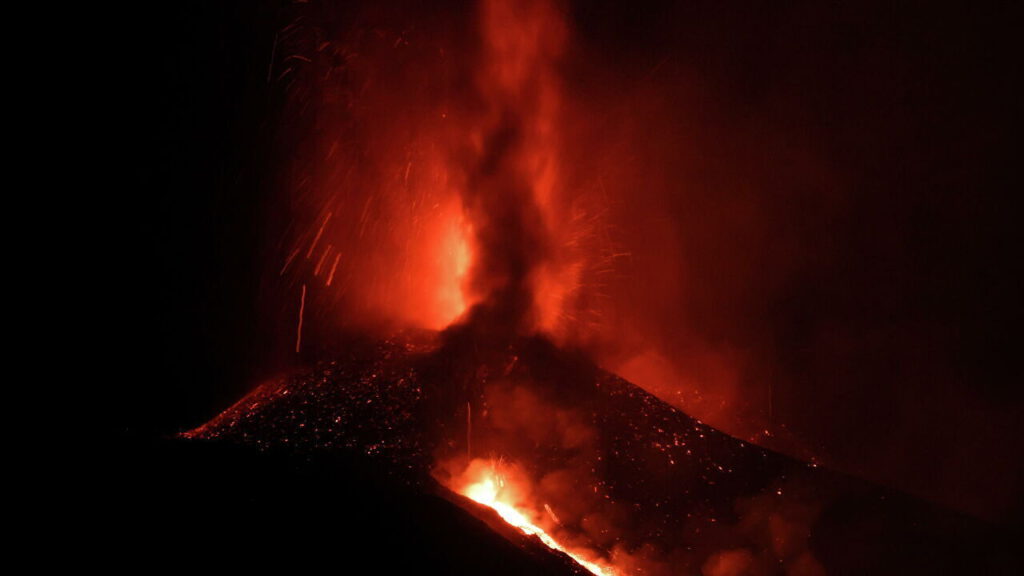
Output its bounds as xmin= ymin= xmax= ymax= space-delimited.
xmin=455 ymin=0 xmax=570 ymax=337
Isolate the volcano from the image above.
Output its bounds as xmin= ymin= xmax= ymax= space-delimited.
xmin=179 ymin=327 xmax=1007 ymax=576
xmin=133 ymin=1 xmax=1019 ymax=573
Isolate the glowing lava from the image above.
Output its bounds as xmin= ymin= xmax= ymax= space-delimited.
xmin=457 ymin=460 xmax=617 ymax=576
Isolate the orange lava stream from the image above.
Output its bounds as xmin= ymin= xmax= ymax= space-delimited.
xmin=461 ymin=467 xmax=617 ymax=576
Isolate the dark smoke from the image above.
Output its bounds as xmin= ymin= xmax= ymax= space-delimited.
xmin=454 ymin=0 xmax=567 ymax=339
xmin=459 ymin=113 xmax=550 ymax=336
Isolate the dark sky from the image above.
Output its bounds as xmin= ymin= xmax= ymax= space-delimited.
xmin=129 ymin=0 xmax=1021 ymax=522
xmin=567 ymin=0 xmax=1023 ymax=521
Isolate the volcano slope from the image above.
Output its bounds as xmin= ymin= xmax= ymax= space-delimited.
xmin=182 ymin=328 xmax=1012 ymax=575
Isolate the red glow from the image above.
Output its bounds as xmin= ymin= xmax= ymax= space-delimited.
xmin=449 ymin=458 xmax=619 ymax=576
xmin=275 ymin=0 xmax=612 ymax=340
xmin=425 ymin=203 xmax=473 ymax=329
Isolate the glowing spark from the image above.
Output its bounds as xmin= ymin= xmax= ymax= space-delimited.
xmin=326 ymin=253 xmax=341 ymax=286
xmin=358 ymin=197 xmax=373 ymax=239
xmin=544 ymin=503 xmax=561 ymax=526
xmin=315 ymin=244 xmax=332 ymax=276
xmin=280 ymin=247 xmax=301 ymax=276
xmin=266 ymin=31 xmax=278 ymax=84
xmin=296 ymin=284 xmax=306 ymax=354
xmin=307 ymin=212 xmax=332 ymax=259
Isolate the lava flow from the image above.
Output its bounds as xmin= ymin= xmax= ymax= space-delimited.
xmin=457 ymin=459 xmax=617 ymax=576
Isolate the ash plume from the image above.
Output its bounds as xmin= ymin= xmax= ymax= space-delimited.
xmin=457 ymin=113 xmax=551 ymax=336
xmin=454 ymin=0 xmax=568 ymax=339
